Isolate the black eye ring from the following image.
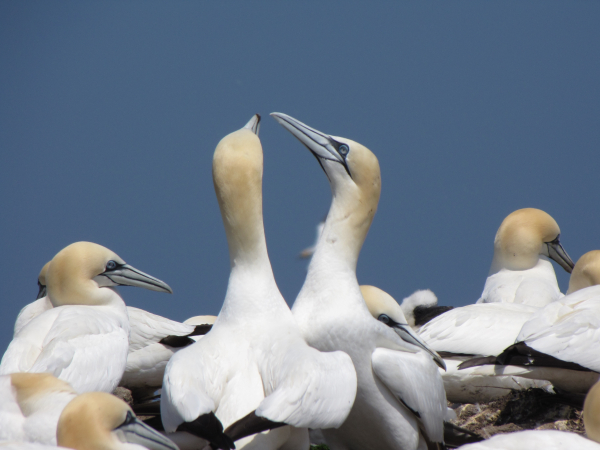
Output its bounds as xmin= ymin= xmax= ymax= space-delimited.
xmin=106 ymin=260 xmax=118 ymax=270
xmin=378 ymin=314 xmax=390 ymax=324
xmin=338 ymin=144 xmax=349 ymax=156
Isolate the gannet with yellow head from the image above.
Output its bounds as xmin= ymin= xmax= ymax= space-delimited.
xmin=480 ymin=208 xmax=574 ymax=307
xmin=161 ymin=115 xmax=356 ymax=450
xmin=459 ymin=250 xmax=600 ymax=394
xmin=272 ymin=112 xmax=446 ymax=450
xmin=57 ymin=392 xmax=179 ymax=450
xmin=0 ymin=242 xmax=172 ymax=393
xmin=13 ymin=260 xmax=206 ymax=396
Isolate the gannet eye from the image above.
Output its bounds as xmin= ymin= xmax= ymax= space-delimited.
xmin=338 ymin=144 xmax=349 ymax=156
xmin=106 ymin=260 xmax=118 ymax=270
xmin=378 ymin=314 xmax=390 ymax=324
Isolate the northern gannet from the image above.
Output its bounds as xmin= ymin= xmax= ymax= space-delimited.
xmin=456 ymin=378 xmax=600 ymax=449
xmin=0 ymin=373 xmax=77 ymax=444
xmin=415 ymin=208 xmax=574 ymax=402
xmin=161 ymin=115 xmax=357 ymax=450
xmin=398 ymin=289 xmax=452 ymax=331
xmin=0 ymin=242 xmax=172 ymax=393
xmin=478 ymin=208 xmax=574 ymax=307
xmin=299 ymin=220 xmax=325 ymax=259
xmin=460 ymin=250 xmax=600 ymax=393
xmin=272 ymin=112 xmax=446 ymax=450
xmin=12 ymin=259 xmax=206 ymax=396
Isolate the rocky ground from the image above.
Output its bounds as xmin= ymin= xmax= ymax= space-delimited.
xmin=449 ymin=388 xmax=585 ymax=439
xmin=114 ymin=386 xmax=587 ymax=449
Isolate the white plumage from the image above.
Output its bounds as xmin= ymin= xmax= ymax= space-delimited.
xmin=273 ymin=112 xmax=444 ymax=450
xmin=0 ymin=241 xmax=172 ymax=394
xmin=161 ymin=115 xmax=356 ymax=450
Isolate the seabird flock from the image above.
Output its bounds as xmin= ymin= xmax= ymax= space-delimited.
xmin=1 ymin=113 xmax=600 ymax=450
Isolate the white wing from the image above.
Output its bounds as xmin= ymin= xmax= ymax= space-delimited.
xmin=371 ymin=348 xmax=445 ymax=443
xmin=14 ymin=298 xmax=53 ymax=337
xmin=127 ymin=307 xmax=195 ymax=351
xmin=517 ymin=286 xmax=600 ymax=372
xmin=418 ymin=303 xmax=538 ymax=355
xmin=257 ymin=345 xmax=356 ymax=429
xmin=0 ymin=375 xmax=26 ymax=441
xmin=17 ymin=306 xmax=129 ymax=393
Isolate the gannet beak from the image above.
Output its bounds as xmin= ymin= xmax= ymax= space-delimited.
xmin=113 ymin=411 xmax=180 ymax=450
xmin=545 ymin=235 xmax=575 ymax=274
xmin=37 ymin=281 xmax=47 ymax=299
xmin=97 ymin=264 xmax=173 ymax=294
xmin=243 ymin=114 xmax=261 ymax=135
xmin=270 ymin=112 xmax=351 ymax=176
xmin=392 ymin=323 xmax=446 ymax=371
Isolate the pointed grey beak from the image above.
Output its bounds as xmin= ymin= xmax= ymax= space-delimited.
xmin=546 ymin=235 xmax=574 ymax=274
xmin=113 ymin=411 xmax=180 ymax=450
xmin=244 ymin=114 xmax=261 ymax=135
xmin=37 ymin=281 xmax=47 ymax=299
xmin=101 ymin=264 xmax=173 ymax=294
xmin=392 ymin=324 xmax=446 ymax=371
xmin=270 ymin=112 xmax=351 ymax=175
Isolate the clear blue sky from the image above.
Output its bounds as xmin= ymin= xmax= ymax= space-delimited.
xmin=1 ymin=2 xmax=599 ymax=354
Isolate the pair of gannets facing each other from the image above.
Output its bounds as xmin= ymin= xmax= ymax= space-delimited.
xmin=416 ymin=208 xmax=574 ymax=403
xmin=457 ymin=378 xmax=600 ymax=449
xmin=161 ymin=115 xmax=357 ymax=450
xmin=460 ymin=250 xmax=600 ymax=393
xmin=12 ymin=259 xmax=214 ymax=395
xmin=0 ymin=242 xmax=172 ymax=394
xmin=272 ymin=112 xmax=451 ymax=450
xmin=0 ymin=373 xmax=179 ymax=450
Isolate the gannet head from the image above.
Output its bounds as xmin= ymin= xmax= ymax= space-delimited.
xmin=584 ymin=379 xmax=600 ymax=443
xmin=491 ymin=208 xmax=574 ymax=273
xmin=271 ymin=113 xmax=381 ymax=264
xmin=46 ymin=241 xmax=173 ymax=307
xmin=37 ymin=261 xmax=51 ymax=299
xmin=567 ymin=250 xmax=600 ymax=294
xmin=57 ymin=392 xmax=180 ymax=450
xmin=213 ymin=114 xmax=266 ymax=264
xmin=360 ymin=285 xmax=446 ymax=370
xmin=10 ymin=373 xmax=76 ymax=416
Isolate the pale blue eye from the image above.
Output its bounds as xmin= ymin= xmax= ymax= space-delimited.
xmin=106 ymin=260 xmax=117 ymax=270
xmin=378 ymin=314 xmax=390 ymax=324
xmin=338 ymin=144 xmax=349 ymax=156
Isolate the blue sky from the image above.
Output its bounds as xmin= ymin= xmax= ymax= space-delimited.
xmin=1 ymin=2 xmax=599 ymax=353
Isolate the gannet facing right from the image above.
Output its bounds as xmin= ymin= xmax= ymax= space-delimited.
xmin=161 ymin=115 xmax=356 ymax=450
xmin=273 ymin=112 xmax=447 ymax=450
xmin=0 ymin=242 xmax=172 ymax=393
xmin=460 ymin=250 xmax=600 ymax=393
xmin=479 ymin=208 xmax=574 ymax=307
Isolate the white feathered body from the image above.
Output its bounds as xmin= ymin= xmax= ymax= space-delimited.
xmin=478 ymin=256 xmax=563 ymax=307
xmin=14 ymin=297 xmax=53 ymax=337
xmin=161 ymin=265 xmax=356 ymax=449
xmin=293 ymin=271 xmax=444 ymax=450
xmin=0 ymin=295 xmax=129 ymax=394
xmin=458 ymin=429 xmax=600 ymax=449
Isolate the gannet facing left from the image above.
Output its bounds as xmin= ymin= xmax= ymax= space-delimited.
xmin=161 ymin=115 xmax=356 ymax=450
xmin=0 ymin=242 xmax=172 ymax=393
xmin=272 ymin=112 xmax=446 ymax=450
